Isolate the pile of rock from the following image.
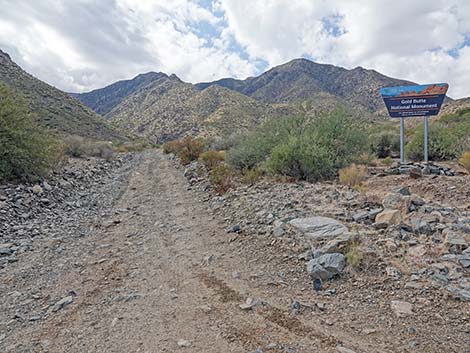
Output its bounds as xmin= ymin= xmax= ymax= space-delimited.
xmin=0 ymin=154 xmax=137 ymax=269
xmin=385 ymin=162 xmax=457 ymax=177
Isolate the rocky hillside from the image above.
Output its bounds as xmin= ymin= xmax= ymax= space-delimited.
xmin=0 ymin=49 xmax=124 ymax=141
xmin=71 ymin=72 xmax=169 ymax=115
xmin=196 ymin=58 xmax=416 ymax=112
xmin=107 ymin=76 xmax=285 ymax=143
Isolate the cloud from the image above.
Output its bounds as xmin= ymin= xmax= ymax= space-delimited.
xmin=218 ymin=0 xmax=470 ymax=98
xmin=0 ymin=0 xmax=469 ymax=98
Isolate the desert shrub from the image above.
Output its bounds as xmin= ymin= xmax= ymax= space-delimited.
xmin=345 ymin=241 xmax=363 ymax=268
xmin=162 ymin=140 xmax=182 ymax=154
xmin=459 ymin=151 xmax=470 ymax=172
xmin=370 ymin=131 xmax=400 ymax=158
xmin=64 ymin=136 xmax=114 ymax=160
xmin=226 ymin=116 xmax=306 ymax=170
xmin=406 ymin=108 xmax=470 ymax=161
xmin=267 ymin=136 xmax=336 ymax=181
xmin=210 ymin=164 xmax=235 ymax=194
xmin=162 ymin=136 xmax=204 ymax=164
xmin=0 ymin=84 xmax=62 ymax=181
xmin=64 ymin=135 xmax=86 ymax=157
xmin=227 ymin=109 xmax=367 ymax=181
xmin=381 ymin=156 xmax=394 ymax=166
xmin=406 ymin=124 xmax=457 ymax=160
xmin=339 ymin=164 xmax=368 ymax=187
xmin=199 ymin=150 xmax=225 ymax=169
xmin=115 ymin=141 xmax=150 ymax=153
xmin=241 ymin=167 xmax=262 ymax=184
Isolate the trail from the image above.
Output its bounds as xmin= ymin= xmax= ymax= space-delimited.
xmin=2 ymin=151 xmax=404 ymax=352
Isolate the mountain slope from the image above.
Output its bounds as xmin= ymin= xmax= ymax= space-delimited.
xmin=0 ymin=49 xmax=124 ymax=141
xmin=196 ymin=58 xmax=417 ymax=112
xmin=107 ymin=75 xmax=282 ymax=143
xmin=71 ymin=72 xmax=169 ymax=115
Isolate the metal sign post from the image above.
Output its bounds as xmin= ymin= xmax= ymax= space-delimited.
xmin=380 ymin=83 xmax=448 ymax=165
xmin=400 ymin=117 xmax=405 ymax=163
xmin=424 ymin=116 xmax=429 ymax=163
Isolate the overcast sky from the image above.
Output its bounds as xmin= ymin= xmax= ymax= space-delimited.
xmin=1 ymin=0 xmax=469 ymax=98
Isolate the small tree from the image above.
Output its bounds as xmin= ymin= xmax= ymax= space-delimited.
xmin=0 ymin=83 xmax=62 ymax=181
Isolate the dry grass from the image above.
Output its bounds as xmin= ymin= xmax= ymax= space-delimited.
xmin=459 ymin=151 xmax=470 ymax=172
xmin=345 ymin=241 xmax=363 ymax=268
xmin=339 ymin=163 xmax=368 ymax=187
xmin=199 ymin=150 xmax=225 ymax=169
xmin=210 ymin=164 xmax=235 ymax=194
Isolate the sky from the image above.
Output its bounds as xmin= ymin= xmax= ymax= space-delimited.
xmin=0 ymin=0 xmax=469 ymax=98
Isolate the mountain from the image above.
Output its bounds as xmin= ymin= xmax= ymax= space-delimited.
xmin=71 ymin=72 xmax=169 ymax=115
xmin=107 ymin=75 xmax=282 ymax=142
xmin=73 ymin=57 xmax=457 ymax=143
xmin=0 ymin=49 xmax=124 ymax=141
xmin=196 ymin=58 xmax=416 ymax=112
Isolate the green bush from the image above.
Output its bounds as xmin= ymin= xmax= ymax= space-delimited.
xmin=0 ymin=84 xmax=62 ymax=181
xmin=227 ymin=109 xmax=368 ymax=181
xmin=226 ymin=116 xmax=306 ymax=170
xmin=267 ymin=136 xmax=335 ymax=181
xmin=370 ymin=131 xmax=400 ymax=158
xmin=406 ymin=124 xmax=455 ymax=160
xmin=406 ymin=108 xmax=470 ymax=161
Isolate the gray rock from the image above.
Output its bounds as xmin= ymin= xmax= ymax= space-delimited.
xmin=447 ymin=286 xmax=470 ymax=302
xmin=413 ymin=220 xmax=433 ymax=235
xmin=459 ymin=254 xmax=470 ymax=268
xmin=306 ymin=253 xmax=346 ymax=280
xmin=52 ymin=295 xmax=74 ymax=312
xmin=289 ymin=216 xmax=347 ymax=241
xmin=337 ymin=346 xmax=357 ymax=353
xmin=320 ymin=233 xmax=351 ymax=254
xmin=0 ymin=243 xmax=14 ymax=256
xmin=396 ymin=186 xmax=411 ymax=196
xmin=410 ymin=196 xmax=425 ymax=206
xmin=227 ymin=224 xmax=241 ymax=233
xmin=272 ymin=226 xmax=285 ymax=237
xmin=391 ymin=300 xmax=413 ymax=317
xmin=383 ymin=193 xmax=405 ymax=209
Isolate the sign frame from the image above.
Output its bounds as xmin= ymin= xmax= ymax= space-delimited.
xmin=380 ymin=83 xmax=449 ymax=163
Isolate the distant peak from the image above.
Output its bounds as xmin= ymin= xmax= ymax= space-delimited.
xmin=134 ymin=71 xmax=167 ymax=80
xmin=0 ymin=48 xmax=12 ymax=61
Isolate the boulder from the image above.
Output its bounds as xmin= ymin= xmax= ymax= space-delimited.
xmin=375 ymin=209 xmax=401 ymax=226
xmin=289 ymin=216 xmax=347 ymax=241
xmin=413 ymin=220 xmax=433 ymax=235
xmin=390 ymin=300 xmax=413 ymax=317
xmin=382 ymin=193 xmax=404 ymax=209
xmin=306 ymin=253 xmax=346 ymax=280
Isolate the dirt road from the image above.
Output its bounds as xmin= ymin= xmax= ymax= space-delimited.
xmin=1 ymin=151 xmax=468 ymax=353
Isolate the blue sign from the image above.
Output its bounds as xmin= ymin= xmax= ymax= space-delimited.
xmin=380 ymin=83 xmax=448 ymax=118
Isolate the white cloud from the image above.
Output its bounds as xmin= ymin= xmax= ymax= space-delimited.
xmin=218 ymin=0 xmax=470 ymax=98
xmin=0 ymin=0 xmax=469 ymax=98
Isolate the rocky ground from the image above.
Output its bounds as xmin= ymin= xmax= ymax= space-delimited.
xmin=1 ymin=150 xmax=469 ymax=353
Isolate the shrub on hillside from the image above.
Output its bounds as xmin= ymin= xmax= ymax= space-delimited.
xmin=64 ymin=136 xmax=114 ymax=160
xmin=162 ymin=136 xmax=204 ymax=164
xmin=370 ymin=131 xmax=400 ymax=158
xmin=227 ymin=109 xmax=368 ymax=181
xmin=199 ymin=150 xmax=225 ymax=168
xmin=406 ymin=124 xmax=457 ymax=160
xmin=226 ymin=116 xmax=306 ymax=170
xmin=0 ymin=84 xmax=62 ymax=181
xmin=406 ymin=108 xmax=470 ymax=161
xmin=210 ymin=164 xmax=235 ymax=194
xmin=459 ymin=151 xmax=470 ymax=172
xmin=339 ymin=164 xmax=368 ymax=187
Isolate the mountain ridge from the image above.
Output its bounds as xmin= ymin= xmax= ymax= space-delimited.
xmin=0 ymin=49 xmax=125 ymax=141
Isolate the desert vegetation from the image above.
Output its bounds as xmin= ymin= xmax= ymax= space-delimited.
xmin=0 ymin=84 xmax=62 ymax=181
